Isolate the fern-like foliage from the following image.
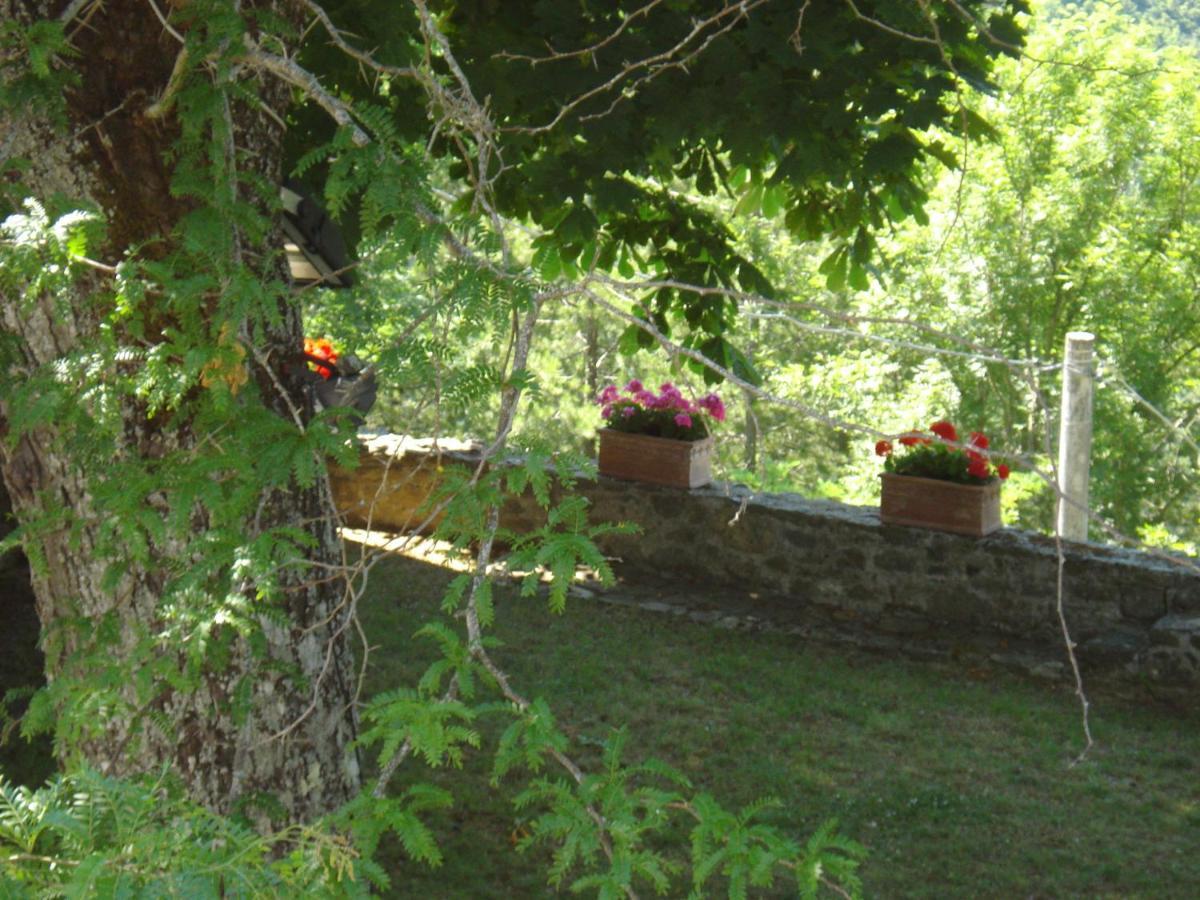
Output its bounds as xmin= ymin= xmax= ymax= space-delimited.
xmin=491 ymin=696 xmax=569 ymax=785
xmin=688 ymin=796 xmax=866 ymax=900
xmin=0 ymin=767 xmax=372 ymax=897
xmin=503 ymin=493 xmax=630 ymax=613
xmin=333 ymin=782 xmax=454 ymax=878
xmin=413 ymin=620 xmax=496 ymax=700
xmin=500 ymin=724 xmax=866 ymax=898
xmin=357 ymin=689 xmax=481 ymax=770
xmin=512 ymin=728 xmax=689 ymax=897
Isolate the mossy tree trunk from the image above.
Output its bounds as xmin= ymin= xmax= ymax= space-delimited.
xmin=0 ymin=0 xmax=360 ymax=825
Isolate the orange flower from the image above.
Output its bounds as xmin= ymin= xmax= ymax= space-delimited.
xmin=303 ymin=337 xmax=339 ymax=379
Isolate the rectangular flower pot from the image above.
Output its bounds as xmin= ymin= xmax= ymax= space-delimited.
xmin=597 ymin=429 xmax=714 ymax=489
xmin=879 ymin=472 xmax=1002 ymax=537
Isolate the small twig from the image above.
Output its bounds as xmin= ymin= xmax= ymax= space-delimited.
xmin=57 ymin=0 xmax=93 ymax=24
xmin=296 ymin=0 xmax=421 ymax=82
xmin=145 ymin=46 xmax=190 ymax=120
xmin=144 ymin=0 xmax=186 ymax=45
xmin=241 ymin=42 xmax=370 ymax=146
xmin=495 ymin=0 xmax=667 ymax=66
xmin=506 ymin=0 xmax=768 ymax=135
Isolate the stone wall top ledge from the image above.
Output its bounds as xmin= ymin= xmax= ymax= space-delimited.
xmin=680 ymin=480 xmax=1199 ymax=582
xmin=349 ymin=435 xmax=1200 ymax=588
xmin=340 ymin=435 xmax=1200 ymax=685
xmin=695 ymin=482 xmax=883 ymax=528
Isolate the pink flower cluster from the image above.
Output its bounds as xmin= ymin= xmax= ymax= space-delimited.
xmin=596 ymin=379 xmax=726 ymax=434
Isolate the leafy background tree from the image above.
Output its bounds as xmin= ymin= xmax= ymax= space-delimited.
xmin=709 ymin=0 xmax=1200 ymax=547
xmin=341 ymin=0 xmax=1200 ymax=549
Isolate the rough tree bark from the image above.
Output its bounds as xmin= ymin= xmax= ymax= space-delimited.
xmin=0 ymin=0 xmax=360 ymax=824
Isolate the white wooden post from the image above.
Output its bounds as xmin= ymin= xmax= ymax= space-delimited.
xmin=1056 ymin=331 xmax=1095 ymax=541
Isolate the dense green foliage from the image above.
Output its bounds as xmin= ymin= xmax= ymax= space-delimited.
xmin=297 ymin=0 xmax=1027 ymax=382
xmin=0 ymin=768 xmax=373 ymax=898
xmin=1120 ymin=0 xmax=1200 ymax=41
xmin=5 ymin=0 xmax=1199 ymax=895
xmin=1 ymin=1 xmax=1030 ymax=896
xmin=343 ymin=0 xmax=1200 ymax=548
xmin=856 ymin=0 xmax=1200 ymax=543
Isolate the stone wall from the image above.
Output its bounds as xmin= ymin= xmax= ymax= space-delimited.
xmin=332 ymin=435 xmax=1200 ymax=684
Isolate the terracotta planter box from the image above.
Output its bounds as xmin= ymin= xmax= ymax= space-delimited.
xmin=597 ymin=429 xmax=714 ymax=489
xmin=879 ymin=472 xmax=1002 ymax=537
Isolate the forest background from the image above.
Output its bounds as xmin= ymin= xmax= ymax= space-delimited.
xmin=315 ymin=0 xmax=1200 ymax=552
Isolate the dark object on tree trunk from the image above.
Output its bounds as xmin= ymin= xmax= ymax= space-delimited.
xmin=280 ymin=180 xmax=355 ymax=288
xmin=301 ymin=353 xmax=378 ymax=422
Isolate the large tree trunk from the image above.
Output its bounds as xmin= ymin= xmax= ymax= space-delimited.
xmin=0 ymin=1 xmax=360 ymax=824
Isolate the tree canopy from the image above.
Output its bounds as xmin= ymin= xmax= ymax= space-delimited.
xmin=291 ymin=0 xmax=1027 ymax=379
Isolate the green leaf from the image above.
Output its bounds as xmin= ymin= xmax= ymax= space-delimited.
xmin=848 ymin=261 xmax=869 ymax=292
xmin=475 ymin=578 xmax=494 ymax=628
xmin=819 ymin=247 xmax=848 ymax=291
xmin=733 ymin=183 xmax=763 ymax=218
xmin=760 ymin=184 xmax=785 ymax=219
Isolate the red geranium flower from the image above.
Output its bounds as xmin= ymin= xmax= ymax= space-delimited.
xmin=876 ymin=416 xmax=1007 ymax=486
xmin=930 ymin=420 xmax=958 ymax=443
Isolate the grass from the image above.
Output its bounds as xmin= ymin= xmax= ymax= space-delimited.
xmin=355 ymin=546 xmax=1200 ymax=898
xmin=2 ymin=546 xmax=1197 ymax=897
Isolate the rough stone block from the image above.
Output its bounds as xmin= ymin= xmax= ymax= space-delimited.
xmin=1151 ymin=613 xmax=1200 ymax=638
xmin=1138 ymin=645 xmax=1200 ymax=683
xmin=1165 ymin=580 xmax=1200 ymax=612
xmin=1119 ymin=586 xmax=1167 ymax=623
xmin=1078 ymin=628 xmax=1148 ymax=666
xmin=875 ymin=611 xmax=933 ymax=636
xmin=873 ymin=547 xmax=920 ymax=575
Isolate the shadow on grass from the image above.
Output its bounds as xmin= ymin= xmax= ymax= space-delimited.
xmin=347 ymin=537 xmax=1200 ymax=899
xmin=3 ymin=536 xmax=1196 ymax=897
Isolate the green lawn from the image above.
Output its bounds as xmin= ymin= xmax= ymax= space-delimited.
xmin=2 ymin=546 xmax=1197 ymax=897
xmin=357 ymin=547 xmax=1200 ymax=898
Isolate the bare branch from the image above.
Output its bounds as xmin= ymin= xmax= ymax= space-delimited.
xmin=506 ymin=0 xmax=769 ymax=135
xmin=843 ymin=0 xmax=939 ymax=46
xmin=58 ymin=0 xmax=97 ymax=25
xmin=144 ymin=0 xmax=185 ymax=45
xmin=495 ymin=0 xmax=668 ymax=66
xmin=296 ymin=0 xmax=421 ymax=82
xmin=145 ymin=46 xmax=190 ymax=120
xmin=240 ymin=41 xmax=370 ymax=146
